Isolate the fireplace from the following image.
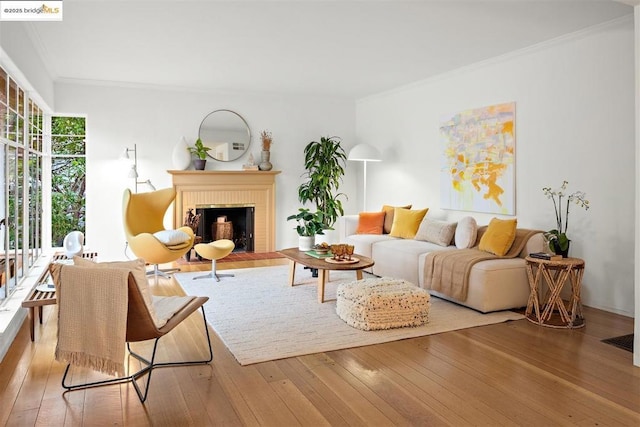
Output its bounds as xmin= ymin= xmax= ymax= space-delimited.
xmin=169 ymin=170 xmax=280 ymax=253
xmin=196 ymin=204 xmax=255 ymax=252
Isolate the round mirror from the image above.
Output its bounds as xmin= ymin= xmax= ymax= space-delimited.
xmin=198 ymin=109 xmax=251 ymax=162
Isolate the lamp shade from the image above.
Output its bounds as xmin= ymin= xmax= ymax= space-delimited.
xmin=348 ymin=144 xmax=382 ymax=162
xmin=128 ymin=165 xmax=139 ymax=179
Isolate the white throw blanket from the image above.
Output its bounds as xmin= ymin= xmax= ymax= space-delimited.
xmin=55 ymin=265 xmax=129 ymax=376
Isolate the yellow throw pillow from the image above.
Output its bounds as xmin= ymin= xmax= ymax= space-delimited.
xmin=356 ymin=211 xmax=386 ymax=235
xmin=389 ymin=208 xmax=429 ymax=239
xmin=478 ymin=217 xmax=518 ymax=256
xmin=381 ymin=204 xmax=412 ymax=234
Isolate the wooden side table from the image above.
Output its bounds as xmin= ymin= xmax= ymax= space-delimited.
xmin=22 ymin=252 xmax=98 ymax=341
xmin=525 ymin=256 xmax=585 ymax=329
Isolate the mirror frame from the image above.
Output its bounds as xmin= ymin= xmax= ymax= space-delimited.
xmin=198 ymin=109 xmax=252 ymax=162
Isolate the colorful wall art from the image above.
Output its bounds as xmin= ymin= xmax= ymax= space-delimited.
xmin=440 ymin=102 xmax=515 ymax=215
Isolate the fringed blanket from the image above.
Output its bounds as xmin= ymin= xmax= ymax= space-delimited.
xmin=55 ymin=265 xmax=129 ymax=377
xmin=424 ymin=228 xmax=541 ymax=301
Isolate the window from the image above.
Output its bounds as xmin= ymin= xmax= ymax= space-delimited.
xmin=51 ymin=116 xmax=86 ymax=247
xmin=0 ymin=66 xmax=44 ymax=300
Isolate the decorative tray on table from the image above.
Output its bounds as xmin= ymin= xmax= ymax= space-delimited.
xmin=325 ymin=257 xmax=359 ymax=264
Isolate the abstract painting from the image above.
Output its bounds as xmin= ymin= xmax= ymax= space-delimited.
xmin=440 ymin=102 xmax=515 ymax=215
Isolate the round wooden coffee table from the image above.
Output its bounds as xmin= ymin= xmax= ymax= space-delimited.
xmin=278 ymin=248 xmax=375 ymax=303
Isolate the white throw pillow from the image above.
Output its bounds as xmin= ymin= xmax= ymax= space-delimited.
xmin=414 ymin=218 xmax=457 ymax=247
xmin=153 ymin=229 xmax=190 ymax=245
xmin=455 ymin=216 xmax=478 ymax=249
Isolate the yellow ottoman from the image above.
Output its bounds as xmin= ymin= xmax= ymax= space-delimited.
xmin=336 ymin=277 xmax=431 ymax=331
xmin=193 ymin=239 xmax=235 ymax=282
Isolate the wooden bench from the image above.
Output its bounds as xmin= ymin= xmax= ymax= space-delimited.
xmin=22 ymin=252 xmax=98 ymax=341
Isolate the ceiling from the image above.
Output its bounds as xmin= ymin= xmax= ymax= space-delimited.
xmin=24 ymin=0 xmax=633 ymax=100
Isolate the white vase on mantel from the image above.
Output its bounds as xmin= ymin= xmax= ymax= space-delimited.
xmin=172 ymin=137 xmax=192 ymax=170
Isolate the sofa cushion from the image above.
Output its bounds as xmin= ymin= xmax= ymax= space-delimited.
xmin=344 ymin=233 xmax=397 ymax=260
xmin=455 ymin=216 xmax=478 ymax=249
xmin=426 ymin=258 xmax=530 ymax=313
xmin=356 ymin=211 xmax=385 ymax=235
xmin=382 ymin=204 xmax=411 ymax=234
xmin=389 ymin=208 xmax=428 ymax=239
xmin=479 ymin=217 xmax=517 ymax=256
xmin=372 ymin=239 xmax=455 ymax=285
xmin=415 ymin=218 xmax=457 ymax=247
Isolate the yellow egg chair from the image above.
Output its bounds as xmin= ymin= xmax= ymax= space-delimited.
xmin=122 ymin=188 xmax=195 ymax=277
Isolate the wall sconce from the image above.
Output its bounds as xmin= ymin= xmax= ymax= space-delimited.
xmin=121 ymin=143 xmax=156 ymax=193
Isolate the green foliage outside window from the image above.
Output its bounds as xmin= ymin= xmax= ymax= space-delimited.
xmin=51 ymin=116 xmax=86 ymax=247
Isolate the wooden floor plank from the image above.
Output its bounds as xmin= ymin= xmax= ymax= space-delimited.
xmin=0 ymin=259 xmax=637 ymax=426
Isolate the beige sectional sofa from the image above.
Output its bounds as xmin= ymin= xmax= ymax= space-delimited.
xmin=339 ymin=215 xmax=544 ymax=313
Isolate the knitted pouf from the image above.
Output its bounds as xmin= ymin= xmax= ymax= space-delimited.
xmin=336 ymin=277 xmax=431 ymax=331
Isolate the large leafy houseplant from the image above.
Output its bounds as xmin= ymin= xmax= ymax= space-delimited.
xmin=297 ymin=136 xmax=347 ymax=229
xmin=543 ymin=181 xmax=590 ymax=255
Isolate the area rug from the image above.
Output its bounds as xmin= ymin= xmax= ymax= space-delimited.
xmin=175 ymin=265 xmax=524 ymax=365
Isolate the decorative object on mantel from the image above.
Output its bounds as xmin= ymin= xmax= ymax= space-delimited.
xmin=243 ymin=152 xmax=259 ymax=170
xmin=542 ymin=180 xmax=590 ymax=257
xmin=259 ymin=130 xmax=273 ymax=171
xmin=171 ymin=137 xmax=192 ymax=170
xmin=188 ymin=138 xmax=211 ymax=170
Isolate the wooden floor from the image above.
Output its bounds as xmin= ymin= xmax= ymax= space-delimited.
xmin=1 ymin=258 xmax=638 ymax=426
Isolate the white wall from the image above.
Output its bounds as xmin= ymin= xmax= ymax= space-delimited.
xmin=356 ymin=17 xmax=635 ymax=316
xmin=0 ymin=22 xmax=54 ymax=110
xmin=54 ymin=82 xmax=358 ymax=261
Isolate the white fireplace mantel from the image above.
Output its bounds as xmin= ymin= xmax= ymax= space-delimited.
xmin=168 ymin=170 xmax=280 ymax=252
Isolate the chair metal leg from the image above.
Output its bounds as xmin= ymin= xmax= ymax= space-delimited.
xmin=193 ymin=259 xmax=234 ymax=282
xmin=61 ymin=307 xmax=213 ymax=403
xmin=146 ymin=264 xmax=180 ymax=278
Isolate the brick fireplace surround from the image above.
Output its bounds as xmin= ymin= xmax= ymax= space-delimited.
xmin=168 ymin=170 xmax=280 ymax=252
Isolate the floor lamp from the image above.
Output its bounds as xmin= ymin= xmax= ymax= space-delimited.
xmin=121 ymin=144 xmax=156 ymax=193
xmin=348 ymin=143 xmax=382 ymax=211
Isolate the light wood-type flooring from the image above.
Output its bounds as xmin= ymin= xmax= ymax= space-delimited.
xmin=1 ymin=258 xmax=638 ymax=426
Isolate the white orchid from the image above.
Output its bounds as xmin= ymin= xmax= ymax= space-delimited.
xmin=542 ymin=181 xmax=590 ymax=253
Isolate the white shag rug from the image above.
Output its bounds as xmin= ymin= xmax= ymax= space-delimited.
xmin=175 ymin=265 xmax=524 ymax=365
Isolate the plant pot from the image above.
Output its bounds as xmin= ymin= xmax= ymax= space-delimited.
xmin=551 ymin=239 xmax=571 ymax=258
xmin=194 ymin=159 xmax=207 ymax=170
xmin=298 ymin=235 xmax=315 ymax=252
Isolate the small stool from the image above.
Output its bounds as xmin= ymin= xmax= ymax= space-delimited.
xmin=336 ymin=277 xmax=430 ymax=331
xmin=193 ymin=239 xmax=235 ymax=282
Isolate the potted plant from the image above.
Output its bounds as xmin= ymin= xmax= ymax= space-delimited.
xmin=286 ymin=208 xmax=326 ymax=251
xmin=297 ymin=136 xmax=347 ymax=231
xmin=542 ymin=181 xmax=590 ymax=257
xmin=188 ymin=138 xmax=211 ymax=170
